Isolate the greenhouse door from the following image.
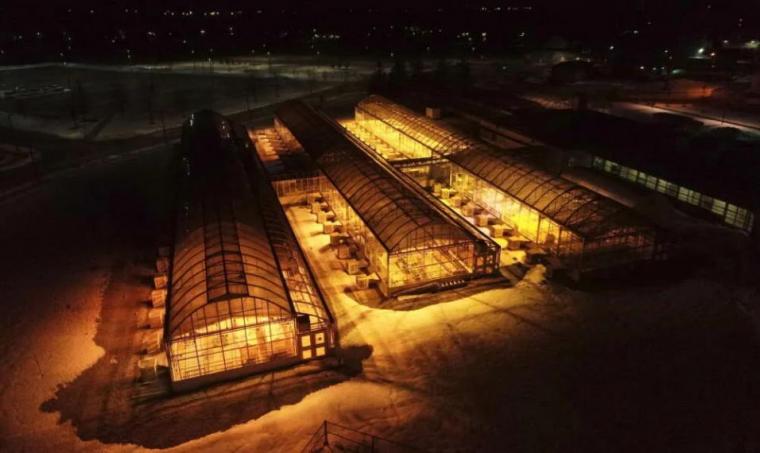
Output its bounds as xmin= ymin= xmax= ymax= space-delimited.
xmin=299 ymin=329 xmax=329 ymax=360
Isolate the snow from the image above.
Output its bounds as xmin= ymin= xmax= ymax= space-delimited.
xmin=0 ymin=111 xmax=88 ymax=140
xmin=180 ymin=205 xmax=760 ymax=451
xmin=1 ymin=123 xmax=759 ymax=451
xmin=0 ymin=175 xmax=132 ymax=451
xmin=521 ymin=264 xmax=547 ymax=285
xmin=170 ymin=381 xmax=416 ymax=453
xmin=0 ymin=59 xmax=371 ymax=141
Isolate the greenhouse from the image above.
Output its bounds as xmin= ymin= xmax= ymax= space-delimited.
xmin=166 ymin=111 xmax=335 ymax=390
xmin=350 ymin=96 xmax=667 ymax=272
xmin=275 ymin=101 xmax=498 ymax=296
xmin=591 ymin=156 xmax=755 ymax=232
xmin=354 ymin=95 xmax=470 ymax=160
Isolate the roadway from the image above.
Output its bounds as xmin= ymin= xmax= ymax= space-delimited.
xmin=605 ymin=102 xmax=760 ymax=137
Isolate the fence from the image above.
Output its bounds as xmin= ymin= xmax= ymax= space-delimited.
xmin=301 ymin=420 xmax=424 ymax=453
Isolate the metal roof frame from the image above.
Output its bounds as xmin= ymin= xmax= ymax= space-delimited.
xmin=356 ymin=96 xmax=653 ymax=241
xmin=275 ymin=101 xmax=474 ymax=253
xmin=168 ymin=111 xmax=332 ymax=340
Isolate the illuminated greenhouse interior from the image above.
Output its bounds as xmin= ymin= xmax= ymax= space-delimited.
xmin=273 ymin=101 xmax=498 ymax=295
xmin=167 ymin=112 xmax=334 ymax=388
xmin=347 ymin=96 xmax=667 ymax=271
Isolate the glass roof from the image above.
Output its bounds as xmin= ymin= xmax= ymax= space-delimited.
xmin=254 ymin=170 xmax=332 ymax=327
xmin=169 ymin=194 xmax=292 ymax=337
xmin=357 ymin=96 xmax=653 ymax=240
xmin=275 ymin=101 xmax=474 ymax=253
xmin=168 ymin=111 xmax=332 ymax=339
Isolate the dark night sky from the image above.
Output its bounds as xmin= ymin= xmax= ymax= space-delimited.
xmin=0 ymin=0 xmax=758 ymax=63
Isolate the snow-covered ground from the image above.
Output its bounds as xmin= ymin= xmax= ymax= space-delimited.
xmin=0 ymin=58 xmax=370 ymax=141
xmin=607 ymin=102 xmax=760 ymax=137
xmin=0 ymin=144 xmax=34 ymax=170
xmin=0 ymin=147 xmax=167 ymax=451
xmin=1 ymin=135 xmax=760 ymax=452
xmin=0 ymin=58 xmax=376 ymax=80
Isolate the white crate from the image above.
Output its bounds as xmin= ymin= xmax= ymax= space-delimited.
xmin=153 ymin=273 xmax=168 ymax=289
xmin=150 ymin=289 xmax=167 ymax=308
xmin=147 ymin=309 xmax=164 ymax=328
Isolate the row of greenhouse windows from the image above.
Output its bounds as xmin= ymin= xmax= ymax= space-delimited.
xmin=168 ymin=210 xmax=335 ymax=385
xmin=167 ymin=111 xmax=339 ymax=389
xmin=347 ymin=105 xmax=665 ymax=272
xmin=352 ymin=113 xmax=569 ymax=251
xmin=317 ymin=176 xmax=390 ymax=291
xmin=168 ymin=226 xmax=335 ymax=385
xmin=273 ymin=174 xmax=477 ymax=295
xmin=403 ymin=161 xmax=585 ymax=260
xmin=167 ymin=294 xmax=333 ymax=384
xmin=354 ymin=110 xmax=433 ymax=160
xmin=592 ymin=157 xmax=754 ymax=232
xmin=270 ymin=243 xmax=328 ymax=326
xmin=351 ymin=108 xmax=586 ymax=261
xmin=581 ymin=228 xmax=662 ymax=269
xmin=400 ymin=160 xmax=661 ymax=271
xmin=451 ymin=166 xmax=569 ymax=251
xmin=344 ymin=121 xmax=415 ymax=162
xmin=257 ymin=190 xmax=332 ymax=330
xmin=169 ymin=298 xmax=297 ymax=382
xmin=356 ymin=104 xmax=465 ymax=154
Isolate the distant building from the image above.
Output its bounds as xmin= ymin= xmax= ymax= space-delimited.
xmin=429 ymin=93 xmax=759 ymax=243
xmin=481 ymin=106 xmax=757 ymax=235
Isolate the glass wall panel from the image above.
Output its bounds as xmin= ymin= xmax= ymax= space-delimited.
xmin=389 ymin=242 xmax=474 ymax=289
xmin=318 ymin=177 xmax=390 ymax=286
xmin=594 ymin=156 xmax=753 ymax=233
xmin=169 ymin=301 xmax=297 ymax=382
xmin=354 ymin=109 xmax=433 ymax=160
xmin=345 ymin=97 xmax=667 ymax=274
